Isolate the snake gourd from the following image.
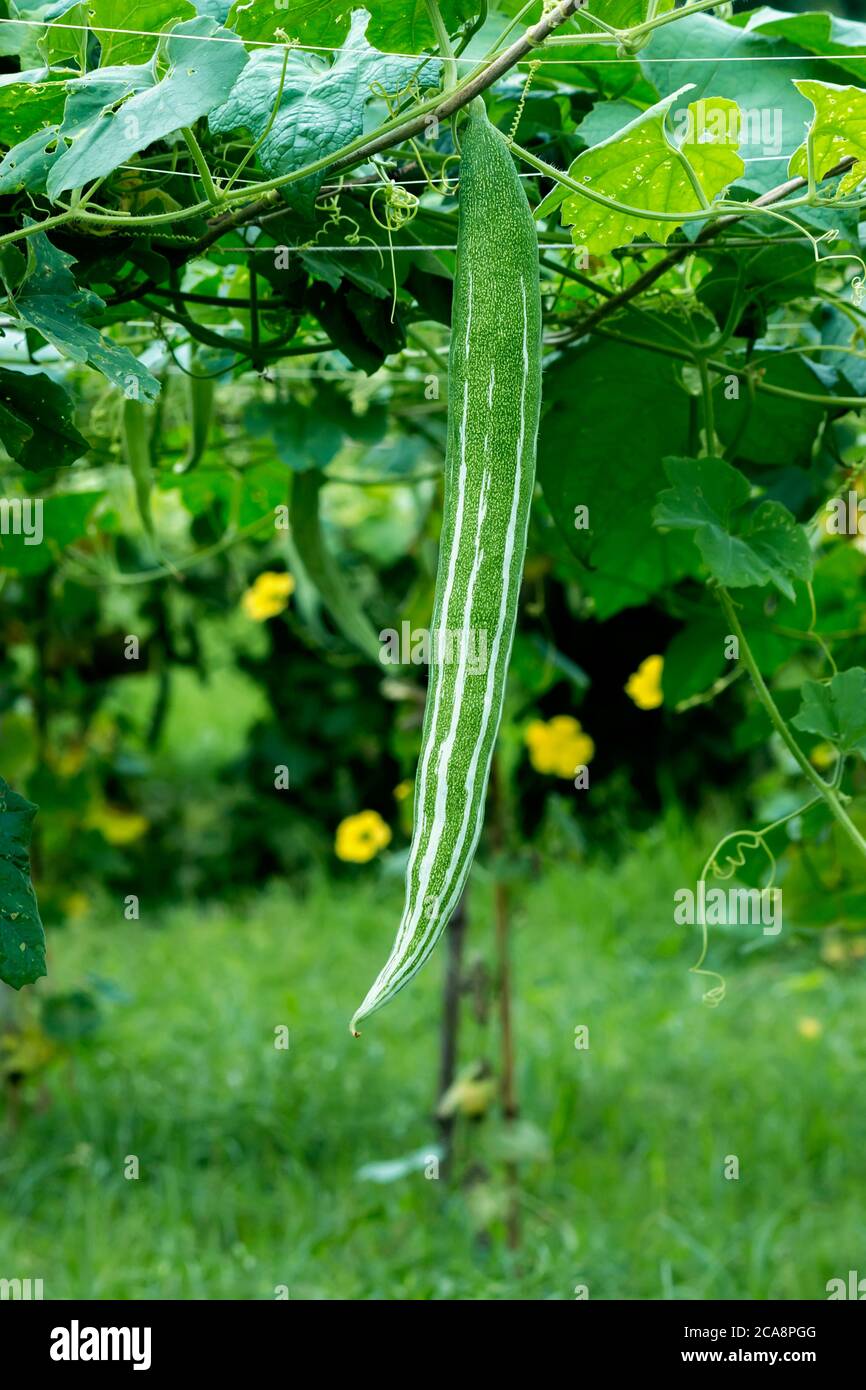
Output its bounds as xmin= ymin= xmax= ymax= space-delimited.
xmin=351 ymin=110 xmax=542 ymax=1032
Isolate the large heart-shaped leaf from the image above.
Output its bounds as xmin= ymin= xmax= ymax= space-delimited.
xmin=211 ymin=11 xmax=439 ymax=214
xmin=788 ymin=80 xmax=866 ymax=194
xmin=538 ymin=89 xmax=744 ymax=254
xmin=46 ymin=16 xmax=247 ymax=197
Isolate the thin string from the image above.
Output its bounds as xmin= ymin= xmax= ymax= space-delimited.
xmin=198 ymin=237 xmax=823 ymax=253
xmin=0 ymin=16 xmax=860 ymax=65
xmin=83 ymin=154 xmax=792 ymax=185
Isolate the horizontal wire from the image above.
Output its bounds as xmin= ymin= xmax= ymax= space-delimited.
xmin=201 ymin=236 xmax=830 ymax=253
xmin=0 ymin=16 xmax=860 ymax=66
xmin=118 ymin=151 xmax=788 ymax=184
xmin=201 ymin=242 xmax=575 ymax=253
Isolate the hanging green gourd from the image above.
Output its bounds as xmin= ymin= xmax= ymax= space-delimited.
xmin=351 ymin=106 xmax=542 ymax=1033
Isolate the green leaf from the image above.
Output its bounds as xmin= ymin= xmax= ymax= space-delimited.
xmin=36 ymin=1 xmax=89 ymax=67
xmin=820 ymin=304 xmax=866 ymax=396
xmin=0 ymin=366 xmax=89 ymax=470
xmin=0 ymin=778 xmax=46 ymax=990
xmin=792 ymin=668 xmax=866 ymax=758
xmin=307 ymin=281 xmax=405 ymax=374
xmin=654 ymin=456 xmax=813 ymax=600
xmin=211 ymin=10 xmax=438 ymax=214
xmin=740 ymin=7 xmax=866 ymax=84
xmin=0 ymin=491 xmax=103 ymax=575
xmin=46 ymin=17 xmax=247 ymax=197
xmin=244 ymin=382 xmax=384 ymax=472
xmin=290 ymin=470 xmax=383 ymax=665
xmin=14 ymin=233 xmax=160 ymax=401
xmin=716 ymin=351 xmax=832 ymax=470
xmin=24 ymin=61 xmax=159 ymax=197
xmin=662 ymin=617 xmax=728 ymax=708
xmin=41 ymin=989 xmax=101 ymax=1040
xmin=0 ymin=68 xmax=67 ymax=144
xmin=640 ymin=12 xmax=816 ymax=197
xmin=539 ymin=89 xmax=744 ymax=255
xmin=0 ymin=125 xmax=61 ymax=195
xmin=537 ymin=321 xmax=697 ymax=618
xmin=89 ymin=0 xmax=196 ymax=65
xmin=697 ymin=234 xmax=818 ymax=329
xmin=227 ymin=0 xmax=474 ymax=55
xmin=788 ymin=80 xmax=866 ymax=195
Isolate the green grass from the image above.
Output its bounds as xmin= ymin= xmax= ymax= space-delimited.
xmin=1 ymin=827 xmax=865 ymax=1299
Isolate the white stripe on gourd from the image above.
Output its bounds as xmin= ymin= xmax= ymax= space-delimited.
xmin=351 ymin=110 xmax=542 ymax=1033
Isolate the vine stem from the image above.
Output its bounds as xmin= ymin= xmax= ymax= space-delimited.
xmin=436 ymin=894 xmax=467 ymax=1180
xmin=491 ymin=751 xmax=520 ymax=1250
xmin=718 ymin=589 xmax=866 ymax=860
xmin=181 ymin=127 xmax=219 ymax=206
xmin=424 ymin=0 xmax=458 ymax=91
xmin=586 ymin=323 xmax=866 ymax=411
xmin=696 ymin=353 xmax=715 ymax=454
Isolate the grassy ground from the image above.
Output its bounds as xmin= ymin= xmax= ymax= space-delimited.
xmin=1 ymin=826 xmax=864 ymax=1300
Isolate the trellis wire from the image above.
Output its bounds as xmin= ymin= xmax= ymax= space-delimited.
xmin=0 ymin=16 xmax=861 ymax=65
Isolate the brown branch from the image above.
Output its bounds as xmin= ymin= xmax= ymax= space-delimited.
xmin=195 ymin=0 xmax=584 ymax=253
xmin=436 ymin=894 xmax=468 ymax=1179
xmin=553 ymin=155 xmax=858 ymax=342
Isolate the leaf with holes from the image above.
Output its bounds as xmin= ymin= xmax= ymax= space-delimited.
xmin=788 ymin=80 xmax=866 ymax=194
xmin=0 ymin=778 xmax=46 ymax=990
xmin=46 ymin=16 xmax=247 ymax=197
xmin=210 ymin=10 xmax=439 ymax=214
xmin=538 ymin=90 xmax=744 ymax=255
xmin=14 ymin=233 xmax=160 ymax=401
xmin=0 ymin=367 xmax=89 ymax=470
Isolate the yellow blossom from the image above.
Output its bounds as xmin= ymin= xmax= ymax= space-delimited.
xmin=625 ymin=654 xmax=664 ymax=710
xmin=810 ymin=741 xmax=837 ymax=771
xmin=53 ymin=744 xmax=86 ymax=778
xmin=63 ymin=892 xmax=91 ymax=921
xmin=335 ymin=810 xmax=392 ymax=864
xmin=393 ymin=780 xmax=413 ymax=802
xmin=525 ymin=715 xmax=595 ymax=778
xmin=85 ymin=806 xmax=150 ymax=846
xmin=241 ymin=571 xmax=295 ymax=622
xmin=797 ymin=1016 xmax=822 ymax=1040
xmin=821 ymin=939 xmax=848 ymax=966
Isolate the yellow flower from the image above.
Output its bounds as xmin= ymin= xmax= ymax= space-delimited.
xmin=393 ymin=780 xmax=413 ymax=802
xmin=1 ymin=1025 xmax=55 ymax=1077
xmin=335 ymin=810 xmax=392 ymax=864
xmin=810 ymin=741 xmax=837 ymax=771
xmin=525 ymin=715 xmax=595 ymax=778
xmin=85 ymin=806 xmax=150 ymax=846
xmin=436 ymin=1068 xmax=497 ymax=1119
xmin=53 ymin=744 xmax=86 ymax=778
xmin=797 ymin=1016 xmax=822 ymax=1040
xmin=241 ymin=571 xmax=295 ymax=621
xmin=821 ymin=939 xmax=848 ymax=966
xmin=63 ymin=892 xmax=91 ymax=921
xmin=625 ymin=654 xmax=664 ymax=710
